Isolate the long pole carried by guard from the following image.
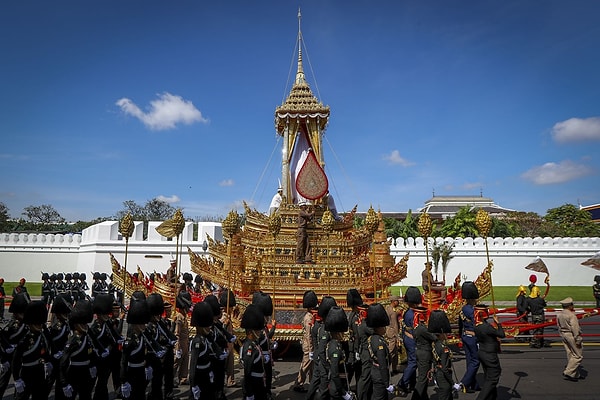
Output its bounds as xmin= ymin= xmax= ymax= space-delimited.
xmin=119 ymin=213 xmax=134 ymax=305
xmin=223 ymin=209 xmax=242 ymax=315
xmin=476 ymin=209 xmax=495 ymax=310
xmin=364 ymin=207 xmax=379 ymax=300
xmin=418 ymin=212 xmax=433 ymax=310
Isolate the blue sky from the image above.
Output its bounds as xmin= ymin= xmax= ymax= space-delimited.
xmin=1 ymin=1 xmax=600 ymax=222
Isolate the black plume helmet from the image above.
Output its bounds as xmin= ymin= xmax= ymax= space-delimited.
xmin=346 ymin=289 xmax=363 ymax=307
xmin=241 ymin=304 xmax=264 ymax=330
xmin=73 ymin=272 xmax=80 ymax=280
xmin=93 ymin=294 xmax=114 ymax=315
xmin=461 ymin=281 xmax=479 ymax=300
xmin=252 ymin=291 xmax=273 ymax=317
xmin=9 ymin=292 xmax=30 ymax=314
xmin=191 ymin=301 xmax=214 ymax=328
xmin=428 ymin=310 xmax=452 ymax=333
xmin=65 ymin=273 xmax=72 ymax=281
xmin=24 ymin=301 xmax=48 ymax=325
xmin=219 ymin=289 xmax=236 ymax=308
xmin=69 ymin=299 xmax=93 ymax=326
xmin=182 ymin=272 xmax=193 ymax=282
xmin=93 ymin=272 xmax=101 ymax=280
xmin=318 ymin=296 xmax=337 ymax=319
xmin=176 ymin=292 xmax=192 ymax=310
xmin=404 ymin=286 xmax=422 ymax=305
xmin=303 ymin=290 xmax=318 ymax=309
xmin=325 ymin=306 xmax=349 ymax=332
xmin=147 ymin=293 xmax=165 ymax=316
xmin=42 ymin=272 xmax=49 ymax=280
xmin=595 ymin=275 xmax=600 ymax=283
xmin=51 ymin=294 xmax=73 ymax=315
xmin=80 ymin=273 xmax=86 ymax=281
xmin=131 ymin=291 xmax=147 ymax=302
xmin=204 ymin=295 xmax=222 ymax=317
xmin=194 ymin=275 xmax=203 ymax=284
xmin=366 ymin=303 xmax=390 ymax=328
xmin=127 ymin=299 xmax=151 ymax=325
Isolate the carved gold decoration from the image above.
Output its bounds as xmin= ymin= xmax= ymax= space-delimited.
xmin=119 ymin=213 xmax=134 ymax=239
xmin=476 ymin=209 xmax=492 ymax=237
xmin=321 ymin=210 xmax=334 ymax=234
xmin=223 ymin=210 xmax=240 ymax=238
xmin=418 ymin=212 xmax=433 ymax=238
xmin=156 ymin=209 xmax=185 ymax=238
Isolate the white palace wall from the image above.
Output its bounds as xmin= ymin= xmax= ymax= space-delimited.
xmin=0 ymin=221 xmax=598 ymax=287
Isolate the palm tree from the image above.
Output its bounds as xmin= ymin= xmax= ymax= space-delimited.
xmin=440 ymin=242 xmax=454 ymax=282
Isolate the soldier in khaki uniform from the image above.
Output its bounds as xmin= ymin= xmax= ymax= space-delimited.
xmin=556 ymin=297 xmax=583 ymax=381
xmin=173 ymin=292 xmax=191 ymax=385
xmin=293 ymin=290 xmax=318 ymax=392
xmin=385 ymin=296 xmax=400 ymax=375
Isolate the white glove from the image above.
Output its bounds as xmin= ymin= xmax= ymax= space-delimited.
xmin=229 ymin=335 xmax=237 ymax=343
xmin=0 ymin=361 xmax=9 ymax=374
xmin=264 ymin=353 xmax=270 ymax=363
xmin=355 ymin=352 xmax=360 ymax=360
xmin=44 ymin=362 xmax=53 ymax=378
xmin=6 ymin=345 xmax=15 ymax=354
xmin=121 ymin=382 xmax=132 ymax=398
xmin=156 ymin=350 xmax=166 ymax=358
xmin=219 ymin=350 xmax=229 ymax=361
xmin=245 ymin=396 xmax=254 ymax=400
xmin=309 ymin=352 xmax=314 ymax=360
xmin=387 ymin=385 xmax=395 ymax=393
xmin=175 ymin=349 xmax=182 ymax=359
xmin=101 ymin=349 xmax=110 ymax=358
xmin=453 ymin=383 xmax=462 ymax=391
xmin=53 ymin=350 xmax=64 ymax=360
xmin=90 ymin=366 xmax=97 ymax=379
xmin=63 ymin=384 xmax=74 ymax=398
xmin=343 ymin=392 xmax=353 ymax=400
xmin=271 ymin=340 xmax=278 ymax=350
xmin=209 ymin=371 xmax=214 ymax=383
xmin=145 ymin=366 xmax=153 ymax=380
xmin=14 ymin=379 xmax=25 ymax=394
xmin=192 ymin=385 xmax=201 ymax=400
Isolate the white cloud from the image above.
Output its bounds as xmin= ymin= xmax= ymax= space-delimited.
xmin=551 ymin=117 xmax=600 ymax=143
xmin=219 ymin=179 xmax=235 ymax=187
xmin=116 ymin=92 xmax=208 ymax=130
xmin=383 ymin=150 xmax=414 ymax=166
xmin=521 ymin=160 xmax=593 ymax=185
xmin=157 ymin=195 xmax=180 ymax=204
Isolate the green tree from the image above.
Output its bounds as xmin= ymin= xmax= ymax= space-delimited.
xmin=437 ymin=206 xmax=479 ymax=238
xmin=145 ymin=198 xmax=176 ymax=221
xmin=22 ymin=204 xmax=65 ymax=230
xmin=0 ymin=202 xmax=9 ymax=231
xmin=503 ymin=211 xmax=544 ymax=237
xmin=542 ymin=203 xmax=600 ymax=237
xmin=114 ymin=200 xmax=146 ymax=221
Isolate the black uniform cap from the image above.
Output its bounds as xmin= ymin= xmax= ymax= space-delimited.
xmin=57 ymin=273 xmax=64 ymax=280
xmin=65 ymin=273 xmax=72 ymax=281
xmin=324 ymin=306 xmax=349 ymax=332
xmin=93 ymin=272 xmax=101 ymax=280
xmin=595 ymin=275 xmax=600 ymax=283
xmin=191 ymin=301 xmax=214 ymax=328
xmin=51 ymin=294 xmax=73 ymax=315
xmin=252 ymin=291 xmax=273 ymax=317
xmin=182 ymin=272 xmax=193 ymax=282
xmin=461 ymin=281 xmax=479 ymax=300
xmin=346 ymin=289 xmax=363 ymax=307
xmin=240 ymin=304 xmax=264 ymax=330
xmin=303 ymin=290 xmax=318 ymax=309
xmin=428 ymin=310 xmax=452 ymax=333
xmin=127 ymin=299 xmax=151 ymax=325
xmin=69 ymin=299 xmax=93 ymax=326
xmin=147 ymin=293 xmax=165 ymax=316
xmin=318 ymin=296 xmax=337 ymax=319
xmin=93 ymin=294 xmax=114 ymax=315
xmin=366 ymin=303 xmax=390 ymax=328
xmin=404 ymin=286 xmax=422 ymax=305
xmin=219 ymin=289 xmax=236 ymax=308
xmin=80 ymin=273 xmax=86 ymax=281
xmin=9 ymin=292 xmax=30 ymax=314
xmin=42 ymin=272 xmax=49 ymax=280
xmin=24 ymin=300 xmax=48 ymax=325
xmin=176 ymin=291 xmax=192 ymax=310
xmin=194 ymin=275 xmax=203 ymax=284
xmin=73 ymin=272 xmax=80 ymax=280
xmin=130 ymin=291 xmax=147 ymax=302
xmin=204 ymin=295 xmax=222 ymax=317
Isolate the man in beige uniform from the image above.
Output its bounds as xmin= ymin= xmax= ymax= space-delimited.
xmin=385 ymin=295 xmax=401 ymax=374
xmin=174 ymin=292 xmax=191 ymax=385
xmin=556 ymin=297 xmax=583 ymax=381
xmin=293 ymin=290 xmax=318 ymax=392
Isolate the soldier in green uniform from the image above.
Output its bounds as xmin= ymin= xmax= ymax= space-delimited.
xmin=0 ymin=292 xmax=30 ymax=398
xmin=365 ymin=303 xmax=394 ymax=400
xmin=47 ymin=294 xmax=72 ymax=400
xmin=324 ymin=306 xmax=350 ymax=400
xmin=411 ymin=306 xmax=436 ymax=400
xmin=429 ymin=310 xmax=455 ymax=400
xmin=204 ymin=294 xmax=232 ymax=400
xmin=346 ymin=289 xmax=363 ymax=387
xmin=240 ymin=304 xmax=267 ymax=400
xmin=252 ymin=292 xmax=277 ymax=400
xmin=474 ymin=304 xmax=504 ymax=400
xmin=356 ymin=302 xmax=372 ymax=400
xmin=189 ymin=301 xmax=217 ymax=400
xmin=306 ymin=295 xmax=337 ymax=400
xmin=12 ymin=301 xmax=51 ymax=400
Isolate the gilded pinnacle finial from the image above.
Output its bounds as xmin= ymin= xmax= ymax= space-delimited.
xmin=119 ymin=213 xmax=134 ymax=239
xmin=321 ymin=210 xmax=335 ymax=234
xmin=268 ymin=213 xmax=282 ymax=238
xmin=418 ymin=212 xmax=433 ymax=238
xmin=476 ymin=209 xmax=492 ymax=237
xmin=222 ymin=210 xmax=240 ymax=238
xmin=365 ymin=206 xmax=379 ymax=234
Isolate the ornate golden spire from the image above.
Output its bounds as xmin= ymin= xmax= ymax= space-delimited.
xmin=295 ymin=8 xmax=306 ymax=86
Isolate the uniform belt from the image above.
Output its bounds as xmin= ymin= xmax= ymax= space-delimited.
xmin=196 ymin=362 xmax=211 ymax=370
xmin=404 ymin=332 xmax=413 ymax=339
xmin=463 ymin=330 xmax=475 ymax=336
xmin=128 ymin=362 xmax=145 ymax=368
xmin=70 ymin=360 xmax=90 ymax=366
xmin=22 ymin=360 xmax=43 ymax=367
xmin=251 ymin=372 xmax=264 ymax=378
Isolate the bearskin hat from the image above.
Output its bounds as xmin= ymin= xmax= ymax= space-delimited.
xmin=176 ymin=292 xmax=192 ymax=310
xmin=346 ymin=289 xmax=363 ymax=308
xmin=191 ymin=301 xmax=214 ymax=328
xmin=50 ymin=273 xmax=57 ymax=282
xmin=65 ymin=273 xmax=72 ymax=281
xmin=595 ymin=275 xmax=600 ymax=283
xmin=318 ymin=296 xmax=337 ymax=319
xmin=219 ymin=289 xmax=236 ymax=308
xmin=428 ymin=310 xmax=452 ymax=333
xmin=366 ymin=303 xmax=390 ymax=328
xmin=303 ymin=290 xmax=318 ymax=309
xmin=9 ymin=292 xmax=30 ymax=314
xmin=80 ymin=273 xmax=86 ymax=281
xmin=69 ymin=300 xmax=93 ymax=326
xmin=147 ymin=293 xmax=165 ymax=316
xmin=93 ymin=294 xmax=114 ymax=315
xmin=127 ymin=299 xmax=151 ymax=325
xmin=194 ymin=275 xmax=203 ymax=284
xmin=404 ymin=286 xmax=422 ymax=305
xmin=51 ymin=294 xmax=72 ymax=315
xmin=24 ymin=301 xmax=48 ymax=325
xmin=131 ymin=291 xmax=147 ymax=302
xmin=57 ymin=273 xmax=64 ymax=280
xmin=240 ymin=304 xmax=264 ymax=330
xmin=461 ymin=281 xmax=479 ymax=300
xmin=325 ymin=306 xmax=349 ymax=332
xmin=93 ymin=272 xmax=101 ymax=280
xmin=73 ymin=272 xmax=80 ymax=280
xmin=252 ymin=292 xmax=273 ymax=317
xmin=182 ymin=272 xmax=192 ymax=282
xmin=100 ymin=273 xmax=107 ymax=281
xmin=204 ymin=295 xmax=222 ymax=317
xmin=42 ymin=272 xmax=49 ymax=280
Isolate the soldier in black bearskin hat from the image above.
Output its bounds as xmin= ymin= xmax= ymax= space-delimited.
xmin=252 ymin=292 xmax=277 ymax=400
xmin=410 ymin=306 xmax=436 ymax=400
xmin=428 ymin=310 xmax=455 ymax=400
xmin=121 ymin=298 xmax=153 ymax=400
xmin=55 ymin=273 xmax=67 ymax=296
xmin=0 ymin=292 xmax=30 ymax=398
xmin=12 ymin=300 xmax=51 ymax=400
xmin=240 ymin=304 xmax=266 ymax=400
xmin=193 ymin=275 xmax=204 ymax=294
xmin=366 ymin=303 xmax=394 ymax=400
xmin=220 ymin=289 xmax=237 ymax=388
xmin=189 ymin=302 xmax=217 ymax=400
xmin=89 ymin=294 xmax=123 ymax=400
xmin=356 ymin=301 xmax=372 ymax=400
xmin=47 ymin=294 xmax=72 ymax=400
xmin=474 ymin=304 xmax=504 ymax=400
xmin=457 ymin=281 xmax=481 ymax=393
xmin=204 ymin=294 xmax=231 ymax=400
xmin=324 ymin=306 xmax=351 ymax=400
xmin=60 ymin=299 xmax=97 ymax=400
xmin=146 ymin=293 xmax=177 ymax=400
xmin=91 ymin=273 xmax=102 ymax=299
xmin=346 ymin=289 xmax=363 ymax=388
xmin=173 ymin=291 xmax=191 ymax=386
xmin=292 ymin=290 xmax=318 ymax=392
xmin=42 ymin=272 xmax=53 ymax=306
xmin=182 ymin=273 xmax=194 ymax=292
xmin=396 ymin=286 xmax=422 ymax=396
xmin=306 ymin=295 xmax=337 ymax=400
